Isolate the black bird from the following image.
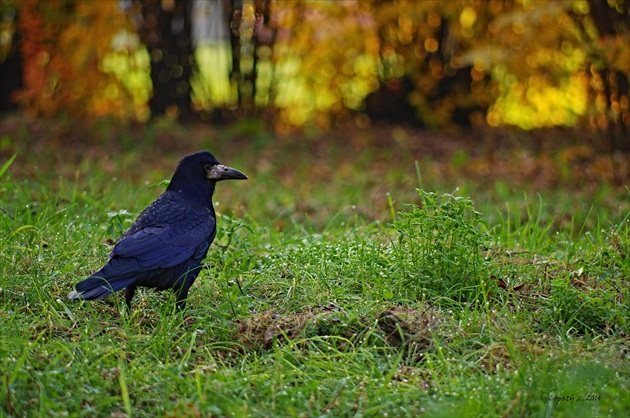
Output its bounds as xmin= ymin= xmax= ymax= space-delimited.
xmin=68 ymin=151 xmax=247 ymax=310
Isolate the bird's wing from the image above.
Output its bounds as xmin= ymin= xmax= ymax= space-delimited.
xmin=111 ymin=214 xmax=216 ymax=273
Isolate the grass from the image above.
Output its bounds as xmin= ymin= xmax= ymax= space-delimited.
xmin=1 ymin=119 xmax=629 ymax=417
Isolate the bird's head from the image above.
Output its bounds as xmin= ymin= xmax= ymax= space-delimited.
xmin=168 ymin=151 xmax=247 ymax=194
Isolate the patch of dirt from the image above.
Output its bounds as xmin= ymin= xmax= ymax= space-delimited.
xmin=233 ymin=303 xmax=446 ymax=362
xmin=234 ymin=303 xmax=345 ymax=348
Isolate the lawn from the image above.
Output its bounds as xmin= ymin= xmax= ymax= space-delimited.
xmin=1 ymin=117 xmax=629 ymax=417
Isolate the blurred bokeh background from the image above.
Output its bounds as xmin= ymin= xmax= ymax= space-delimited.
xmin=0 ymin=0 xmax=628 ymax=148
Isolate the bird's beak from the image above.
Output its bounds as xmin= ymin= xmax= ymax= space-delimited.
xmin=207 ymin=164 xmax=248 ymax=181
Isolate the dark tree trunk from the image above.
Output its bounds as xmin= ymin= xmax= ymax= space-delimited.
xmin=0 ymin=8 xmax=23 ymax=113
xmin=226 ymin=0 xmax=270 ymax=112
xmin=140 ymin=0 xmax=194 ymax=120
xmin=227 ymin=0 xmax=241 ymax=106
xmin=586 ymin=0 xmax=630 ymax=152
xmin=252 ymin=0 xmax=274 ymax=105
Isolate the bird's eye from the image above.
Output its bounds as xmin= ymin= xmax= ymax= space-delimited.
xmin=204 ymin=163 xmax=212 ymax=171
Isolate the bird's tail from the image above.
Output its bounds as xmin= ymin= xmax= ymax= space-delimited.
xmin=68 ymin=272 xmax=136 ymax=301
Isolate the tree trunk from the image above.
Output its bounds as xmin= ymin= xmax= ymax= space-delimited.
xmin=140 ymin=0 xmax=194 ymax=121
xmin=586 ymin=0 xmax=630 ymax=152
xmin=0 ymin=12 xmax=23 ymax=113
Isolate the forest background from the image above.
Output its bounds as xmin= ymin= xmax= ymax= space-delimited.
xmin=0 ymin=0 xmax=628 ymax=149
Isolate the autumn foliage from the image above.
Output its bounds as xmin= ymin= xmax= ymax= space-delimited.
xmin=3 ymin=0 xmax=629 ymax=148
xmin=17 ymin=0 xmax=137 ymax=120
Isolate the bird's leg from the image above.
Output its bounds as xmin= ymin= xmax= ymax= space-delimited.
xmin=175 ymin=298 xmax=187 ymax=311
xmin=174 ymin=271 xmax=197 ymax=311
xmin=124 ymin=285 xmax=136 ymax=309
xmin=175 ymin=288 xmax=188 ymax=310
